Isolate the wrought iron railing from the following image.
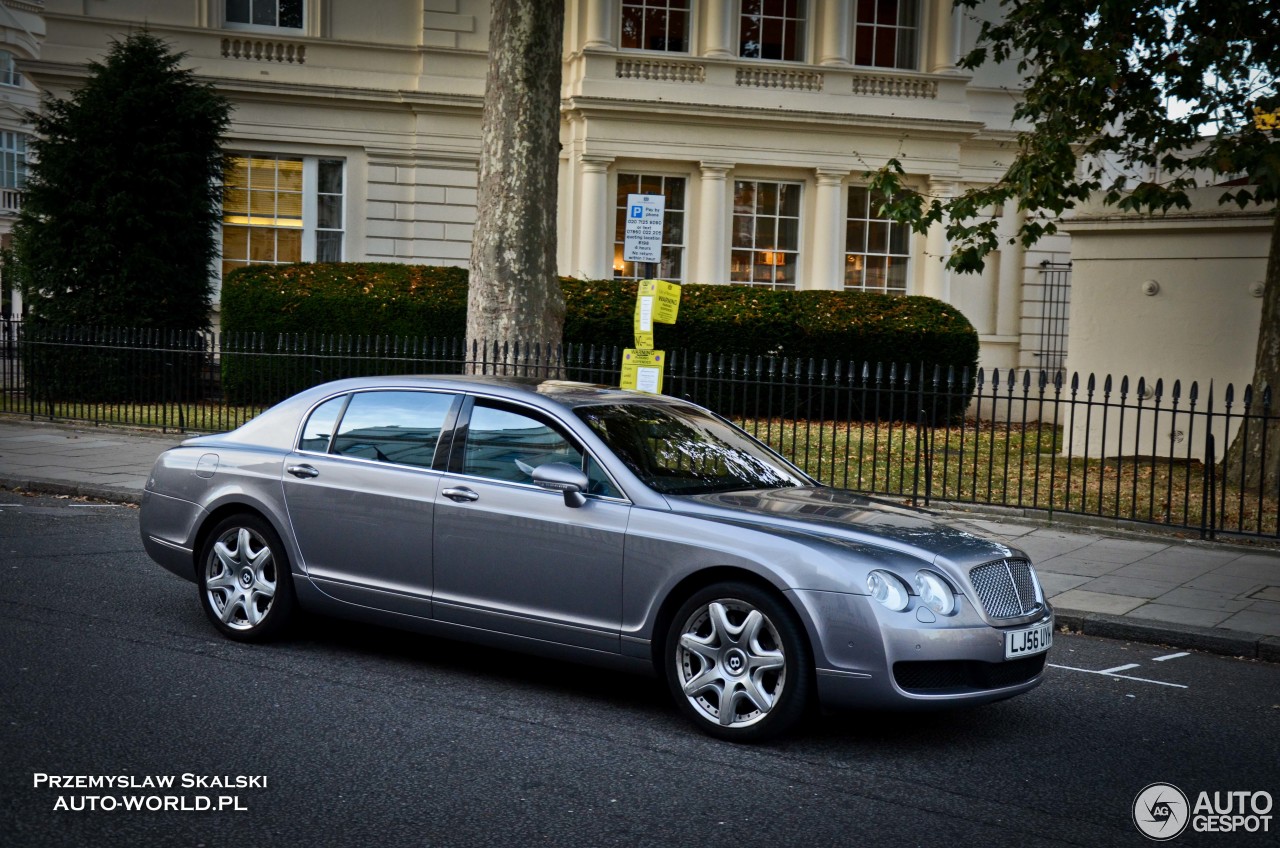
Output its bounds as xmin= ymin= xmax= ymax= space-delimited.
xmin=1 ymin=319 xmax=1275 ymax=540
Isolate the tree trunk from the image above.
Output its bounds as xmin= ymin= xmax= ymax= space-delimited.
xmin=466 ymin=0 xmax=566 ymax=372
xmin=1225 ymin=209 xmax=1280 ymax=493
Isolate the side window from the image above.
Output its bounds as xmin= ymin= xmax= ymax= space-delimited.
xmin=331 ymin=391 xmax=454 ymax=469
xmin=585 ymin=456 xmax=622 ymax=499
xmin=463 ymin=402 xmax=621 ymax=498
xmin=298 ymin=395 xmax=347 ymax=453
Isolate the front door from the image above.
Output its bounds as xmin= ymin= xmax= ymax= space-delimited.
xmin=432 ymin=398 xmax=629 ymax=653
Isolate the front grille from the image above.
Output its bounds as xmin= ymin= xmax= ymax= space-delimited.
xmin=969 ymin=558 xmax=1041 ymax=619
xmin=894 ymin=654 xmax=1047 ymax=693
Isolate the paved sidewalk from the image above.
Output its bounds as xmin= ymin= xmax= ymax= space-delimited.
xmin=1 ymin=416 xmax=1277 ymax=661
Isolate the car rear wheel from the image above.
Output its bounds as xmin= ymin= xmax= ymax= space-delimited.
xmin=665 ymin=582 xmax=812 ymax=742
xmin=198 ymin=514 xmax=295 ymax=642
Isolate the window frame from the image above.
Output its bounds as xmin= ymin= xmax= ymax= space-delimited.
xmin=0 ymin=51 xmax=22 ymax=87
xmin=613 ymin=171 xmax=689 ymax=284
xmin=223 ymin=0 xmax=305 ymax=32
xmin=449 ymin=396 xmax=627 ymax=502
xmin=730 ymin=178 xmax=803 ymax=290
xmin=220 ymin=152 xmax=345 ymax=276
xmin=852 ymin=0 xmax=920 ymax=71
xmin=738 ymin=0 xmax=808 ymax=63
xmin=619 ymin=0 xmax=692 ymax=54
xmin=0 ymin=132 xmax=28 ymax=190
xmin=844 ymin=185 xmax=912 ymax=294
xmin=296 ymin=390 xmax=463 ymax=473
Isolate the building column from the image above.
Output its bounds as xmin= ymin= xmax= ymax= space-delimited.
xmin=696 ymin=161 xmax=733 ymax=284
xmin=922 ymin=177 xmax=958 ymax=301
xmin=577 ymin=154 xmax=614 ymax=280
xmin=702 ymin=0 xmax=734 ymax=59
xmin=583 ymin=0 xmax=615 ymax=50
xmin=817 ymin=0 xmax=851 ymax=66
xmin=928 ymin=0 xmax=957 ymax=73
xmin=996 ymin=203 xmax=1025 ymax=338
xmin=810 ymin=169 xmax=846 ymax=290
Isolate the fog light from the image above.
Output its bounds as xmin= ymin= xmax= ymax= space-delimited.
xmin=867 ymin=570 xmax=910 ymax=612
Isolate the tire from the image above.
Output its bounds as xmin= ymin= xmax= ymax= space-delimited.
xmin=664 ymin=581 xmax=812 ymax=742
xmin=197 ymin=514 xmax=296 ymax=643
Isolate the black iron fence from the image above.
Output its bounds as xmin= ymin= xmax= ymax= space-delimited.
xmin=1 ymin=319 xmax=1276 ymax=540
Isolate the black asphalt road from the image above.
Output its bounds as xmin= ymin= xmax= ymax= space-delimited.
xmin=1 ymin=491 xmax=1277 ymax=847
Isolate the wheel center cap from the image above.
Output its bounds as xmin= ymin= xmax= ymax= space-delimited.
xmin=239 ymin=569 xmax=254 ymax=589
xmin=723 ymin=648 xmax=748 ymax=677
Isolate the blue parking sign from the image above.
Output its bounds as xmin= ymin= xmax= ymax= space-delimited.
xmin=623 ymin=193 xmax=665 ymax=263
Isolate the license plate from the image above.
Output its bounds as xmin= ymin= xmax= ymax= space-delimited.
xmin=1005 ymin=622 xmax=1052 ymax=659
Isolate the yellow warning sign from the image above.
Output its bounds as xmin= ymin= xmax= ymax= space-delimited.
xmin=640 ymin=279 xmax=681 ymax=324
xmin=620 ymin=348 xmax=665 ymax=394
xmin=624 ymin=281 xmax=679 ymax=393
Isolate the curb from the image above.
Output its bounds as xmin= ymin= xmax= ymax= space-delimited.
xmin=0 ymin=476 xmax=144 ymax=506
xmin=1054 ymin=608 xmax=1279 ymax=662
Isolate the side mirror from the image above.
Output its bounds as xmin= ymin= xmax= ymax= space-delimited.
xmin=531 ymin=461 xmax=590 ymax=508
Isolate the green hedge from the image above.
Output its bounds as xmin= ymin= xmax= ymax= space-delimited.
xmin=220 ymin=262 xmax=979 ymax=417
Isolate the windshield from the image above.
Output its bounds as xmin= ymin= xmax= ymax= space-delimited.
xmin=575 ymin=402 xmax=809 ymax=495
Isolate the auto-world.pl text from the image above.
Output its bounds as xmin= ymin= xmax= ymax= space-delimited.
xmin=33 ymin=774 xmax=266 ymax=812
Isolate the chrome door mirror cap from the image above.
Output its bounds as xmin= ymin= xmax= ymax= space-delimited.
xmin=532 ymin=461 xmax=590 ymax=508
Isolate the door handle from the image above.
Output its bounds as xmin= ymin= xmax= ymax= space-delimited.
xmin=287 ymin=464 xmax=320 ymax=479
xmin=442 ymin=486 xmax=480 ymax=503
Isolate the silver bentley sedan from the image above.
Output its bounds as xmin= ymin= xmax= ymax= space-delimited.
xmin=140 ymin=375 xmax=1052 ymax=741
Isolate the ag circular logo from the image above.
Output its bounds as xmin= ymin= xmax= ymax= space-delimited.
xmin=1133 ymin=783 xmax=1190 ymax=840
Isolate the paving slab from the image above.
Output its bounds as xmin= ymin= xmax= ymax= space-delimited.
xmin=1126 ymin=604 xmax=1233 ymax=629
xmin=1080 ymin=575 xmax=1183 ymax=600
xmin=1047 ymin=589 xmax=1146 ymax=616
xmin=1216 ymin=610 xmax=1280 ymax=637
xmin=1069 ymin=538 xmax=1171 ymax=563
xmin=1014 ymin=536 xmax=1107 ymax=561
xmin=1213 ymin=559 xmax=1280 ymax=581
xmin=1034 ymin=555 xmax=1129 ymax=578
xmin=1108 ymin=560 xmax=1227 ymax=583
xmin=1251 ymin=586 xmax=1280 ymax=603
xmin=1134 ymin=546 xmax=1247 ymax=567
xmin=1037 ymin=573 xmax=1091 ymax=596
xmin=1151 ymin=587 xmax=1253 ymax=614
xmin=1185 ymin=574 xmax=1268 ymax=595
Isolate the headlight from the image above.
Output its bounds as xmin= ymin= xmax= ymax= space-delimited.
xmin=867 ymin=570 xmax=910 ymax=612
xmin=914 ymin=570 xmax=955 ymax=616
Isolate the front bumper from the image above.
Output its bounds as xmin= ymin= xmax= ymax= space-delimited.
xmin=789 ymin=588 xmax=1052 ymax=711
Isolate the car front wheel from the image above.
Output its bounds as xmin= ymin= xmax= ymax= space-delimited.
xmin=198 ymin=514 xmax=295 ymax=642
xmin=665 ymin=582 xmax=812 ymax=742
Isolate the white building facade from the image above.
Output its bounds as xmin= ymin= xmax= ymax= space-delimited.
xmin=2 ymin=0 xmax=1071 ymax=370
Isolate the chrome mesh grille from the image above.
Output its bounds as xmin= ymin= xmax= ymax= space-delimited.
xmin=969 ymin=559 xmax=1040 ymax=619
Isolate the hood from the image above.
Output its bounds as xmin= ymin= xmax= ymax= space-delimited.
xmin=675 ymin=487 xmax=1023 ymax=575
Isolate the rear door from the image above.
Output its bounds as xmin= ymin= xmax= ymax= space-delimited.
xmin=282 ymin=389 xmax=459 ymax=618
xmin=432 ymin=396 xmax=630 ymax=653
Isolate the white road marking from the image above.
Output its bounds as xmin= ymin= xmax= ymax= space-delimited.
xmin=1152 ymin=652 xmax=1190 ymax=662
xmin=1099 ymin=663 xmax=1141 ymax=674
xmin=1048 ymin=663 xmax=1188 ymax=689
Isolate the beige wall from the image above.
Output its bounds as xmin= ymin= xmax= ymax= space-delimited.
xmin=1059 ymin=190 xmax=1271 ymax=459
xmin=12 ymin=0 xmax=1044 ymax=367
